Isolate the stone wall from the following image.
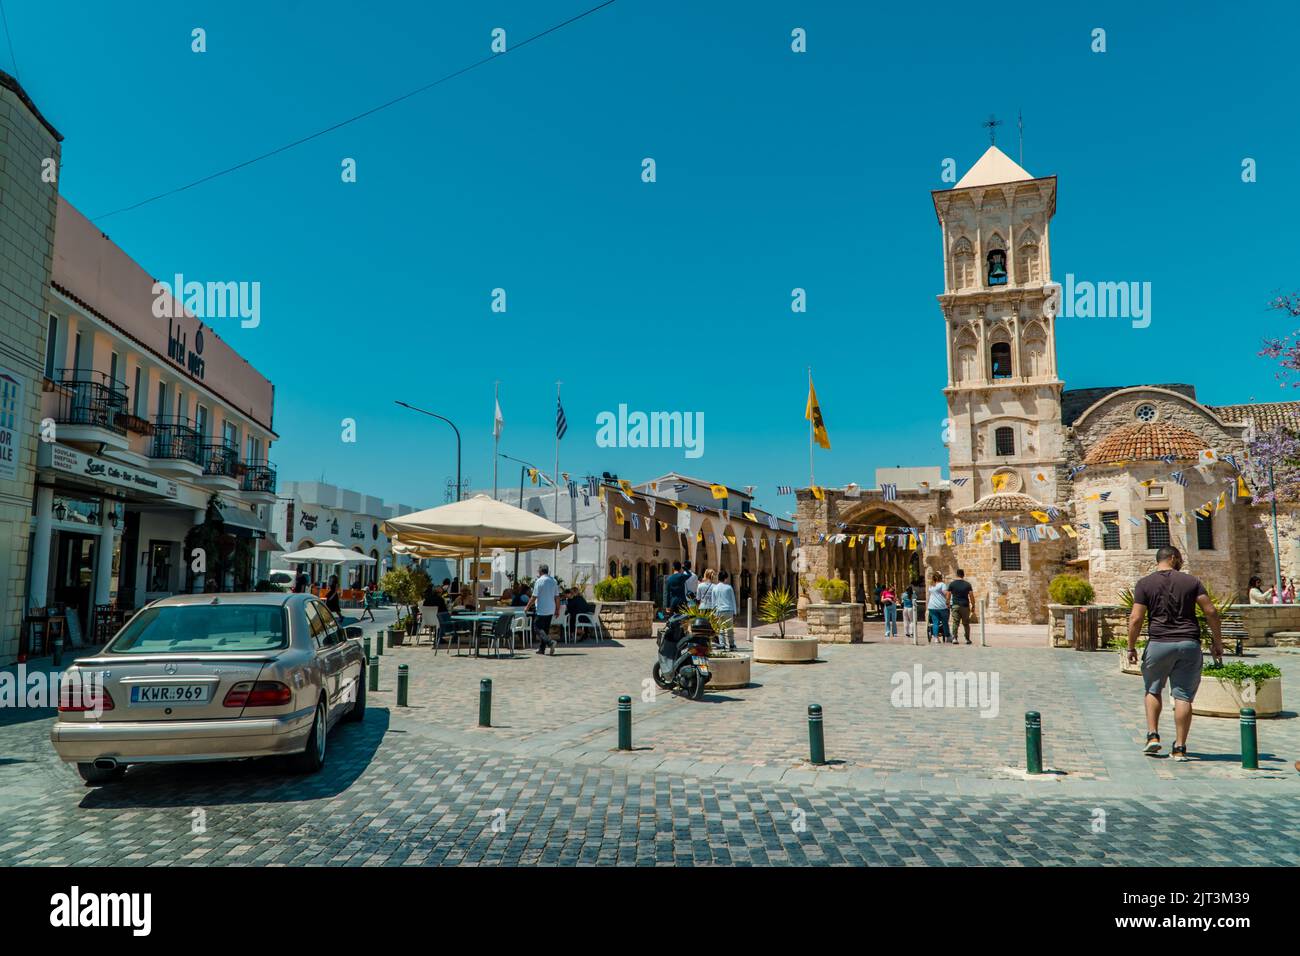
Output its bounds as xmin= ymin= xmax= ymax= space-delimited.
xmin=596 ymin=600 xmax=653 ymax=640
xmin=805 ymin=603 xmax=862 ymax=643
xmin=0 ymin=77 xmax=61 ymax=663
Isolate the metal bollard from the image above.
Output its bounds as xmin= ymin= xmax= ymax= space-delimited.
xmin=479 ymin=678 xmax=492 ymax=727
xmin=375 ymin=631 xmax=384 ymax=657
xmin=396 ymin=664 xmax=409 ymax=707
xmin=808 ymin=704 xmax=825 ymax=765
xmin=1025 ymin=711 xmax=1043 ymax=774
xmin=363 ymin=635 xmax=372 ymax=659
xmin=1240 ymin=708 xmax=1258 ymax=770
xmin=617 ymin=695 xmax=632 ymax=751
xmin=52 ymin=633 xmax=63 ymax=667
xmin=368 ymin=657 xmax=379 ymax=692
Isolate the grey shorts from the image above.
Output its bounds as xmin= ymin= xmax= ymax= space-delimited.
xmin=1141 ymin=639 xmax=1203 ymax=702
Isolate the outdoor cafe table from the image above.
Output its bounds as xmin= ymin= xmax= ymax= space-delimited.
xmin=449 ymin=608 xmax=522 ymax=657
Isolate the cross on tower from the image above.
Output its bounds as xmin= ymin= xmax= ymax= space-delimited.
xmin=982 ymin=114 xmax=1002 ymax=146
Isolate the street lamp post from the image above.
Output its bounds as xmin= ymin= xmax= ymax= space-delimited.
xmin=395 ymin=401 xmax=462 ymax=501
xmin=1270 ymin=462 xmax=1283 ymax=599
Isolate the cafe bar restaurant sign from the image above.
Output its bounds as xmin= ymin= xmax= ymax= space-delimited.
xmin=43 ymin=444 xmax=178 ymax=499
xmin=0 ymin=366 xmax=25 ymax=482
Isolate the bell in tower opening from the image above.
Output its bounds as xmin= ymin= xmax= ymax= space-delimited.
xmin=986 ymin=249 xmax=1008 ymax=286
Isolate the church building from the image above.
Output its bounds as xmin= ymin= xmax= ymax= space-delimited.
xmin=797 ymin=146 xmax=1299 ymax=624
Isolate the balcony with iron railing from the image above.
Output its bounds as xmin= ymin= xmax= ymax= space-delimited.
xmin=150 ymin=417 xmax=202 ymax=466
xmin=241 ymin=459 xmax=277 ymax=495
xmin=50 ymin=369 xmax=129 ymax=437
xmin=200 ymin=441 xmax=241 ymax=482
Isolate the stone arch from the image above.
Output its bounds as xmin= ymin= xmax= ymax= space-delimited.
xmin=1016 ymin=226 xmax=1041 ymax=283
xmin=954 ymin=326 xmax=979 ymax=383
xmin=1021 ymin=319 xmax=1048 ymax=378
xmin=951 ymin=235 xmax=975 ymax=291
xmin=832 ymin=502 xmax=926 ymax=606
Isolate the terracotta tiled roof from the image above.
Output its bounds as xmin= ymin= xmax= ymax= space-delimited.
xmin=1209 ymin=401 xmax=1300 ymax=433
xmin=955 ymin=492 xmax=1046 ymax=519
xmin=1084 ymin=421 xmax=1206 ymax=466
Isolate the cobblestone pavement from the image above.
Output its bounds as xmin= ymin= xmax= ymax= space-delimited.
xmin=1 ymin=609 xmax=1297 ymax=866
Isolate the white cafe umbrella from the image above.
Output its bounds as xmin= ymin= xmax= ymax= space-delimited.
xmin=280 ymin=539 xmax=376 ymax=586
xmin=382 ymin=495 xmax=574 ymax=607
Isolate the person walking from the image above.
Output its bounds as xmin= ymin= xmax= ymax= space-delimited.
xmin=527 ymin=564 xmax=560 ymax=655
xmin=711 ymin=571 xmax=738 ymax=651
xmin=880 ymin=585 xmax=897 ymax=639
xmin=665 ymin=561 xmax=689 ymax=612
xmin=1127 ymin=546 xmax=1223 ymax=761
xmin=325 ymin=575 xmax=342 ymax=618
xmin=901 ymin=585 xmax=916 ymax=641
xmin=947 ymin=569 xmax=975 ymax=645
xmin=926 ymin=573 xmax=951 ymax=644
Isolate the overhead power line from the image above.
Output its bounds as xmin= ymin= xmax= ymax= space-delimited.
xmin=92 ymin=0 xmax=618 ymax=221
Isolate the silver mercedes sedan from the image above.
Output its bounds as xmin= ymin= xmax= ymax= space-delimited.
xmin=50 ymin=592 xmax=367 ymax=784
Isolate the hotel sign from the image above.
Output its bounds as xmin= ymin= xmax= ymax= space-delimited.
xmin=0 ymin=366 xmax=24 ymax=483
xmin=43 ymin=444 xmax=178 ymax=499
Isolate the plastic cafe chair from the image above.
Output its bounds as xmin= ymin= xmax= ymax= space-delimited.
xmin=509 ymin=613 xmax=533 ymax=653
xmin=483 ymin=613 xmax=514 ymax=659
xmin=573 ymin=613 xmax=600 ymax=643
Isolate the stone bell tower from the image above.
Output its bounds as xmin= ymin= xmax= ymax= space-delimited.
xmin=931 ymin=146 xmax=1066 ymax=513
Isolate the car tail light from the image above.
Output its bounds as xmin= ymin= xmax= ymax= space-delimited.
xmin=223 ymin=681 xmax=292 ymax=707
xmin=58 ymin=681 xmax=114 ymax=712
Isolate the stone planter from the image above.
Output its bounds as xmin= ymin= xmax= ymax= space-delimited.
xmin=387 ymin=628 xmax=405 ymax=648
xmin=707 ymin=653 xmax=751 ymax=689
xmin=805 ymin=603 xmax=862 ymax=643
xmin=1193 ymin=676 xmax=1283 ymax=718
xmin=753 ymin=635 xmax=818 ymax=663
xmin=596 ymin=600 xmax=653 ymax=640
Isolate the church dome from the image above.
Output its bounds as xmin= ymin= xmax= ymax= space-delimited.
xmin=1084 ymin=421 xmax=1207 ymax=466
xmin=955 ymin=492 xmax=1046 ymax=519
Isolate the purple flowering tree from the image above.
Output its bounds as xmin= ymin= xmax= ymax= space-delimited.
xmin=1245 ymin=425 xmax=1300 ymax=504
xmin=1259 ymin=292 xmax=1300 ymax=386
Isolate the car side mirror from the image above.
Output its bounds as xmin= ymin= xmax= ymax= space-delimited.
xmin=345 ymin=625 xmax=363 ymax=640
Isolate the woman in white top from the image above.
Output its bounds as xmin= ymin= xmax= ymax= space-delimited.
xmin=1248 ymin=576 xmax=1275 ymax=605
xmin=696 ymin=569 xmax=718 ymax=610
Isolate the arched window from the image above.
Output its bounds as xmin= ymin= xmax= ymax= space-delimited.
xmin=1022 ymin=321 xmax=1048 ymax=378
xmin=995 ymin=426 xmax=1015 ymax=456
xmin=990 ymin=342 xmax=1012 ymax=379
xmin=1017 ymin=230 xmax=1041 ymax=283
xmin=951 ymin=237 xmax=974 ymax=291
xmin=954 ymin=328 xmax=979 ymax=383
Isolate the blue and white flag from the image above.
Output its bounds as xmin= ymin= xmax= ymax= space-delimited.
xmin=1170 ymin=471 xmax=1188 ymax=487
xmin=673 ymin=483 xmax=688 ymax=493
xmin=881 ymin=482 xmax=898 ymax=501
xmin=585 ymin=475 xmax=599 ymax=496
xmin=950 ymin=477 xmax=970 ymax=486
xmin=1069 ymin=465 xmax=1087 ymax=479
xmin=777 ymin=485 xmax=793 ymax=495
xmin=556 ymin=397 xmax=568 ymax=440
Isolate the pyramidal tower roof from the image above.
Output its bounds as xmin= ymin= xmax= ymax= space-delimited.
xmin=953 ymin=145 xmax=1033 ymax=189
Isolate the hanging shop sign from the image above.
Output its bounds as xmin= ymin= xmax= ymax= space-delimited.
xmin=41 ymin=443 xmax=178 ymax=498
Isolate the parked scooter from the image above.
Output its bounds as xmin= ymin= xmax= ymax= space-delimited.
xmin=652 ymin=612 xmax=712 ymax=700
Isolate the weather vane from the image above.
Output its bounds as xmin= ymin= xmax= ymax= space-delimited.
xmin=983 ymin=114 xmax=1002 ymax=146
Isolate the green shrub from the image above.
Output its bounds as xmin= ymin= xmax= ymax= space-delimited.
xmin=594 ymin=576 xmax=634 ymax=602
xmin=813 ymin=576 xmax=849 ymax=601
xmin=1202 ymin=661 xmax=1281 ymax=683
xmin=1048 ymin=574 xmax=1095 ymax=606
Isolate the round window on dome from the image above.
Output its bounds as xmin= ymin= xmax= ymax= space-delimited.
xmin=1134 ymin=403 xmax=1158 ymax=423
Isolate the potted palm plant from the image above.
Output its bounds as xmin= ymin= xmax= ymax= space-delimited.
xmin=754 ymin=587 xmax=818 ymax=663
xmin=813 ymin=576 xmax=849 ymax=605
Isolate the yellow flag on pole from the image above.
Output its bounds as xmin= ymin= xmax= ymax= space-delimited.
xmin=805 ymin=377 xmax=831 ymax=450
xmin=710 ymin=484 xmax=728 ymax=500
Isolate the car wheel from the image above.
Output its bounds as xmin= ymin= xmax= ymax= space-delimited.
xmin=77 ymin=762 xmax=125 ymax=785
xmin=290 ymin=699 xmax=328 ymax=774
xmin=343 ymin=669 xmax=366 ymax=722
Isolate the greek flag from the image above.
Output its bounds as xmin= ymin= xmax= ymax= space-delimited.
xmin=673 ymin=483 xmax=688 ymax=493
xmin=880 ymin=482 xmax=898 ymax=501
xmin=1069 ymin=465 xmax=1087 ymax=479
xmin=567 ymin=479 xmax=577 ymax=499
xmin=950 ymin=477 xmax=969 ymax=486
xmin=585 ymin=475 xmax=599 ymax=496
xmin=1170 ymin=471 xmax=1188 ymax=487
xmin=556 ymin=397 xmax=568 ymax=440
xmin=1159 ymin=454 xmax=1177 ymax=465
xmin=777 ymin=485 xmax=793 ymax=495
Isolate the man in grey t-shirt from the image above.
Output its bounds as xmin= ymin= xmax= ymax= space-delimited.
xmin=1128 ymin=546 xmax=1222 ymax=761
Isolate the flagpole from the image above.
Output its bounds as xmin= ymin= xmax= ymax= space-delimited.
xmin=492 ymin=381 xmax=500 ymax=500
xmin=554 ymin=381 xmax=562 ymax=574
xmin=807 ymin=367 xmax=815 ymax=488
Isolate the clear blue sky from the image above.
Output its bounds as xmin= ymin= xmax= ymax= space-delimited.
xmin=13 ymin=1 xmax=1299 ymax=516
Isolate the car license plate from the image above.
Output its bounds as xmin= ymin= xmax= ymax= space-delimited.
xmin=129 ymin=684 xmax=211 ymax=705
